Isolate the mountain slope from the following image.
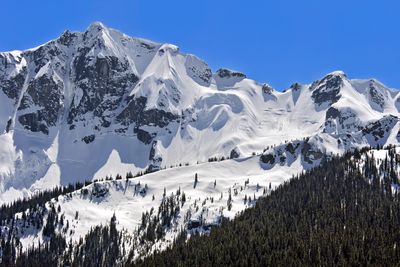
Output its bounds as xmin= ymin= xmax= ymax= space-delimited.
xmin=133 ymin=147 xmax=400 ymax=267
xmin=1 ymin=153 xmax=302 ymax=262
xmin=2 ymin=146 xmax=399 ymax=266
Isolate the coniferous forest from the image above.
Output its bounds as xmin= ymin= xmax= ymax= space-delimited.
xmin=134 ymin=147 xmax=400 ymax=266
xmin=1 ymin=147 xmax=400 ymax=266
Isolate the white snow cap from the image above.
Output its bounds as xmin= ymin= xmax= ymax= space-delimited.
xmin=158 ymin=43 xmax=179 ymax=55
xmin=328 ymin=70 xmax=347 ymax=77
xmin=86 ymin=21 xmax=108 ymax=32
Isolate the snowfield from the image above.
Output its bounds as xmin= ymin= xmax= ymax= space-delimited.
xmin=16 ymin=153 xmax=304 ymax=258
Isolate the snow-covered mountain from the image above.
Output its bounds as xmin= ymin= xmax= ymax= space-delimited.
xmin=1 ymin=22 xmax=399 ymax=204
xmin=1 ymin=22 xmax=400 ymax=264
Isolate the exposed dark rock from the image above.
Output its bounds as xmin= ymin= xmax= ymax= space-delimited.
xmin=25 ymin=43 xmax=62 ymax=73
xmin=290 ymin=83 xmax=301 ymax=91
xmin=149 ymin=140 xmax=157 ymax=161
xmin=312 ymin=87 xmax=341 ymax=107
xmin=362 ymin=115 xmax=398 ymax=141
xmin=285 ymin=143 xmax=300 ymax=155
xmin=196 ymin=68 xmax=212 ymax=85
xmin=311 ymin=73 xmax=343 ymax=107
xmin=82 ymin=134 xmax=95 ymax=144
xmin=18 ymin=75 xmax=63 ymax=128
xmin=73 ymin=47 xmax=92 ymax=82
xmin=185 ymin=56 xmax=212 ymax=86
xmin=158 ymin=49 xmax=165 ymax=56
xmin=262 ymin=84 xmax=277 ymax=102
xmin=260 ymin=153 xmax=275 ymax=165
xmin=262 ymin=84 xmax=274 ymax=94
xmin=367 ymin=82 xmax=385 ymax=111
xmin=148 ymin=140 xmax=162 ymax=172
xmin=69 ymin=53 xmax=139 ymax=128
xmin=136 ymin=128 xmax=153 ymax=145
xmin=116 ymin=96 xmax=145 ymax=125
xmin=57 ymin=30 xmax=78 ymax=47
xmin=397 ymin=129 xmax=400 ymax=142
xmin=0 ymin=69 xmax=26 ymax=100
xmin=101 ymin=119 xmax=111 ymax=128
xmin=140 ymin=42 xmax=156 ymax=50
xmin=363 ymin=121 xmax=384 ymax=139
xmin=18 ymin=113 xmax=49 ymax=135
xmin=301 ymin=141 xmax=324 ymax=165
xmin=216 ymin=69 xmax=246 ymax=79
xmin=116 ymin=96 xmax=178 ymax=128
xmin=325 ymin=107 xmax=341 ymax=120
xmin=95 ymin=57 xmax=110 ymax=79
xmin=5 ymin=118 xmax=12 ymax=133
xmin=0 ymin=54 xmax=5 ymax=68
xmin=324 ymin=107 xmax=362 ymax=133
xmin=114 ymin=128 xmax=127 ymax=134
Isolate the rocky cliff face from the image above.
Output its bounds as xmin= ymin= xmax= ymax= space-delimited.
xmin=0 ymin=22 xmax=399 ymax=202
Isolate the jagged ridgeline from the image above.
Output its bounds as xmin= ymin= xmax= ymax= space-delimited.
xmin=1 ymin=146 xmax=399 ymax=266
xmin=1 ymin=22 xmax=400 ymax=204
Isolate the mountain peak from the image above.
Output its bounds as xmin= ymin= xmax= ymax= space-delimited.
xmin=86 ymin=21 xmax=108 ymax=32
xmin=82 ymin=22 xmax=113 ymax=41
xmin=309 ymin=71 xmax=348 ymax=108
xmin=158 ymin=43 xmax=179 ymax=55
xmin=57 ymin=30 xmax=79 ymax=46
xmin=312 ymin=70 xmax=348 ymax=89
xmin=327 ymin=70 xmax=347 ymax=78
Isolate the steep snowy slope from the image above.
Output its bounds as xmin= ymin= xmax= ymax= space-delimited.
xmin=0 ymin=22 xmax=399 ymax=204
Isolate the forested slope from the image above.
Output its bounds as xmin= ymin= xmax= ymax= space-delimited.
xmin=134 ymin=147 xmax=400 ymax=266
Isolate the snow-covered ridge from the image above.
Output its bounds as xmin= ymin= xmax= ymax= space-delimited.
xmin=0 ymin=22 xmax=399 ymax=205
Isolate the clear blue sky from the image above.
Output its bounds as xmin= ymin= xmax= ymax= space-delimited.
xmin=1 ymin=0 xmax=399 ymax=90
